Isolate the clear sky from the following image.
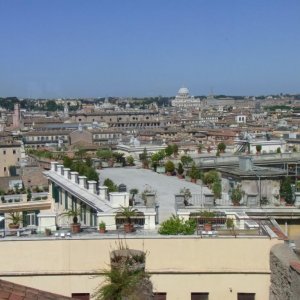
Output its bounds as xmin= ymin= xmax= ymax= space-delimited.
xmin=0 ymin=0 xmax=300 ymax=98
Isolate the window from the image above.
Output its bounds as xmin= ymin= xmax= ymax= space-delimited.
xmin=71 ymin=293 xmax=90 ymax=300
xmin=191 ymin=293 xmax=209 ymax=300
xmin=13 ymin=150 xmax=16 ymax=154
xmin=23 ymin=211 xmax=40 ymax=226
xmin=237 ymin=293 xmax=255 ymax=300
xmin=3 ymin=150 xmax=6 ymax=155
xmin=154 ymin=293 xmax=167 ymax=300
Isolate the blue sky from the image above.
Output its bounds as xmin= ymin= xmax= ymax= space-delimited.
xmin=0 ymin=0 xmax=299 ymax=98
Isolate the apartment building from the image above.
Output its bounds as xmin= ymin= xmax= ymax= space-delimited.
xmin=0 ymin=140 xmax=21 ymax=177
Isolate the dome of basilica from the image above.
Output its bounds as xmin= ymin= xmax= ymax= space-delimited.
xmin=178 ymin=87 xmax=190 ymax=96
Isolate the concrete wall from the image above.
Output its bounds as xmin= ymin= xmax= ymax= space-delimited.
xmin=0 ymin=237 xmax=281 ymax=300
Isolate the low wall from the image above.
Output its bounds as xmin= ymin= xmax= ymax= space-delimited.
xmin=0 ymin=237 xmax=281 ymax=300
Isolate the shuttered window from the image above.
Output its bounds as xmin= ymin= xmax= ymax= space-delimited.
xmin=237 ymin=293 xmax=255 ymax=300
xmin=191 ymin=293 xmax=209 ymax=300
xmin=154 ymin=293 xmax=167 ymax=300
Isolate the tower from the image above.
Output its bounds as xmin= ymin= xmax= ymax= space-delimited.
xmin=12 ymin=103 xmax=20 ymax=128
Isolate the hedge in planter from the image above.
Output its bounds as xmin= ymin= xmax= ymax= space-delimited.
xmin=158 ymin=215 xmax=196 ymax=235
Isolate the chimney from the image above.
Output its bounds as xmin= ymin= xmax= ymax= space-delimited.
xmin=50 ymin=162 xmax=58 ymax=172
xmin=63 ymin=168 xmax=70 ymax=180
xmin=88 ymin=181 xmax=97 ymax=194
xmin=78 ymin=176 xmax=87 ymax=188
xmin=239 ymin=156 xmax=253 ymax=171
xmin=56 ymin=164 xmax=64 ymax=175
xmin=70 ymin=171 xmax=79 ymax=183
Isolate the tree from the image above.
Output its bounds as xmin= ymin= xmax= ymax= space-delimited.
xmin=256 ymin=145 xmax=262 ymax=153
xmin=96 ymin=149 xmax=113 ymax=160
xmin=212 ymin=180 xmax=222 ymax=199
xmin=203 ymin=170 xmax=219 ymax=187
xmin=46 ymin=100 xmax=58 ymax=111
xmin=189 ymin=163 xmax=201 ymax=181
xmin=165 ymin=145 xmax=174 ymax=157
xmin=217 ymin=142 xmax=226 ymax=153
xmin=86 ymin=168 xmax=99 ymax=182
xmin=276 ymin=147 xmax=281 ymax=154
xmin=231 ymin=185 xmax=243 ymax=205
xmin=126 ymin=155 xmax=135 ymax=166
xmin=63 ymin=156 xmax=73 ymax=168
xmin=181 ymin=155 xmax=193 ymax=167
xmin=165 ymin=160 xmax=175 ymax=173
xmin=172 ymin=144 xmax=179 ymax=157
xmin=129 ymin=188 xmax=139 ymax=201
xmin=103 ymin=178 xmax=118 ymax=193
xmin=280 ymin=177 xmax=294 ymax=204
xmin=177 ymin=162 xmax=184 ymax=176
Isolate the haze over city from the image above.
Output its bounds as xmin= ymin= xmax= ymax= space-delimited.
xmin=1 ymin=0 xmax=300 ymax=98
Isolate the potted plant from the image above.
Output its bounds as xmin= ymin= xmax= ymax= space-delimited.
xmin=180 ymin=187 xmax=192 ymax=206
xmin=6 ymin=212 xmax=22 ymax=229
xmin=256 ymin=144 xmax=262 ymax=155
xmin=226 ymin=218 xmax=234 ymax=230
xmin=165 ymin=160 xmax=175 ymax=176
xmin=118 ymin=206 xmax=138 ymax=233
xmin=177 ymin=162 xmax=184 ymax=179
xmin=189 ymin=163 xmax=200 ymax=183
xmin=45 ymin=228 xmax=52 ymax=236
xmin=231 ymin=185 xmax=244 ymax=206
xmin=129 ymin=188 xmax=139 ymax=206
xmin=199 ymin=211 xmax=216 ymax=231
xmin=99 ymin=221 xmax=106 ymax=233
xmin=60 ymin=208 xmax=82 ymax=233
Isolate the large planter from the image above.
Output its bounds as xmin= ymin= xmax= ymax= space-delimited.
xmin=156 ymin=166 xmax=165 ymax=174
xmin=204 ymin=223 xmax=212 ymax=231
xmin=124 ymin=223 xmax=134 ymax=233
xmin=99 ymin=228 xmax=106 ymax=234
xmin=70 ymin=223 xmax=81 ymax=233
xmin=110 ymin=249 xmax=145 ymax=272
xmin=8 ymin=224 xmax=19 ymax=230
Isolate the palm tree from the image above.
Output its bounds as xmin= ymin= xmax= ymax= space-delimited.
xmin=6 ymin=212 xmax=22 ymax=229
xmin=60 ymin=208 xmax=82 ymax=233
xmin=118 ymin=206 xmax=138 ymax=233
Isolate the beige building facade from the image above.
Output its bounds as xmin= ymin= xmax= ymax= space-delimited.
xmin=0 ymin=237 xmax=281 ymax=300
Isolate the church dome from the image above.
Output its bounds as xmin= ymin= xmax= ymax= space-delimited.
xmin=178 ymin=87 xmax=190 ymax=96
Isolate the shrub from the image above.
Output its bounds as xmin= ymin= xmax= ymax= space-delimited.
xmin=165 ymin=160 xmax=175 ymax=173
xmin=280 ymin=177 xmax=294 ymax=204
xmin=158 ymin=215 xmax=196 ymax=235
xmin=103 ymin=178 xmax=118 ymax=193
xmin=217 ymin=142 xmax=226 ymax=153
xmin=177 ymin=162 xmax=184 ymax=175
xmin=212 ymin=180 xmax=222 ymax=199
xmin=203 ymin=170 xmax=219 ymax=187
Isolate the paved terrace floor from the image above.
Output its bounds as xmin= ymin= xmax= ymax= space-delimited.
xmin=98 ymin=167 xmax=211 ymax=223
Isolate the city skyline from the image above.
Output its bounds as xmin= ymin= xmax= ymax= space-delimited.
xmin=0 ymin=0 xmax=300 ymax=98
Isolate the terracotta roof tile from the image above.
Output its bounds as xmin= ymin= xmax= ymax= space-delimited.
xmin=0 ymin=280 xmax=73 ymax=300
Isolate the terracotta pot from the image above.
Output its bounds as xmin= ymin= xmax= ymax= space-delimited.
xmin=204 ymin=223 xmax=212 ymax=231
xmin=99 ymin=228 xmax=106 ymax=234
xmin=9 ymin=224 xmax=19 ymax=230
xmin=191 ymin=178 xmax=197 ymax=183
xmin=70 ymin=223 xmax=81 ymax=233
xmin=124 ymin=223 xmax=134 ymax=233
xmin=166 ymin=172 xmax=172 ymax=176
xmin=177 ymin=175 xmax=184 ymax=179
